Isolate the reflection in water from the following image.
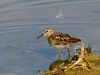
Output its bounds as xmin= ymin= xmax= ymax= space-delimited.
xmin=0 ymin=0 xmax=100 ymax=75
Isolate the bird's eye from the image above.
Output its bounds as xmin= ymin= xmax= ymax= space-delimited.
xmin=46 ymin=31 xmax=48 ymax=32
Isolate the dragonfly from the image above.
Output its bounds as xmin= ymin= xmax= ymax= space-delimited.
xmin=51 ymin=10 xmax=63 ymax=20
xmin=55 ymin=10 xmax=63 ymax=19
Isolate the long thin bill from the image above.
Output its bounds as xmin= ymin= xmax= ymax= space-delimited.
xmin=37 ymin=33 xmax=44 ymax=39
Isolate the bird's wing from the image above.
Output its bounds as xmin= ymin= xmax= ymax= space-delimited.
xmin=48 ymin=32 xmax=72 ymax=45
xmin=55 ymin=32 xmax=72 ymax=39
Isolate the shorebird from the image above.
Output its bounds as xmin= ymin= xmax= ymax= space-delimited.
xmin=37 ymin=27 xmax=82 ymax=60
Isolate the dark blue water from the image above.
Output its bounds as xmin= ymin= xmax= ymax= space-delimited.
xmin=0 ymin=0 xmax=100 ymax=75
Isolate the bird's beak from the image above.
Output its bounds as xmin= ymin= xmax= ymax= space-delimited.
xmin=37 ymin=33 xmax=44 ymax=39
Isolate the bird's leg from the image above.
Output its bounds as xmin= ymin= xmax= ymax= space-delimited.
xmin=67 ymin=48 xmax=72 ymax=57
xmin=58 ymin=49 xmax=61 ymax=60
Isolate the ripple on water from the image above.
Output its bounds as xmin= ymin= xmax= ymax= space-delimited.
xmin=0 ymin=0 xmax=100 ymax=75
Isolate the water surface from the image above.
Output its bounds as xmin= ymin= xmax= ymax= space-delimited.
xmin=0 ymin=0 xmax=100 ymax=75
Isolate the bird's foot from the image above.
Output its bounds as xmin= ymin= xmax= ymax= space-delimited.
xmin=68 ymin=52 xmax=72 ymax=57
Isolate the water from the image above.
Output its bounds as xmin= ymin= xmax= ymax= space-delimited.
xmin=0 ymin=0 xmax=100 ymax=75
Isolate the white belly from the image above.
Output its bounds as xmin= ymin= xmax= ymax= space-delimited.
xmin=52 ymin=44 xmax=71 ymax=49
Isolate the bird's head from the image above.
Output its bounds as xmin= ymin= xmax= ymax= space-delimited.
xmin=37 ymin=27 xmax=54 ymax=39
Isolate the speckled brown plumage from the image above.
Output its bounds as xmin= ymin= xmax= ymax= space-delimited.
xmin=37 ymin=27 xmax=82 ymax=60
xmin=48 ymin=32 xmax=81 ymax=46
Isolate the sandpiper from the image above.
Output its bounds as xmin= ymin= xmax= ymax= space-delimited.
xmin=37 ymin=27 xmax=82 ymax=60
